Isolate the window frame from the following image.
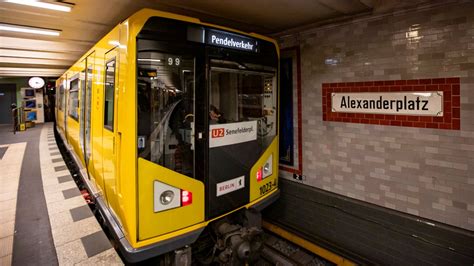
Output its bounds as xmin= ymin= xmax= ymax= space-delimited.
xmin=68 ymin=76 xmax=80 ymax=121
xmin=103 ymin=57 xmax=116 ymax=131
xmin=58 ymin=84 xmax=64 ymax=111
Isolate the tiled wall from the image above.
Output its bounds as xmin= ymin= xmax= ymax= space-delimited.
xmin=278 ymin=2 xmax=474 ymax=231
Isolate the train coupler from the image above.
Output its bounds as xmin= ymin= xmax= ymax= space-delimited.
xmin=213 ymin=220 xmax=264 ymax=265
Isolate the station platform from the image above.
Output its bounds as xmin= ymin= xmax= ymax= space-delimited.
xmin=0 ymin=122 xmax=349 ymax=266
xmin=0 ymin=123 xmax=123 ymax=265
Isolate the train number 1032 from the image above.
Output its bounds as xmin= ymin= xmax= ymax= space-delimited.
xmin=259 ymin=179 xmax=277 ymax=196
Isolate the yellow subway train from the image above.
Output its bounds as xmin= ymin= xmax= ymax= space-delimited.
xmin=55 ymin=8 xmax=279 ymax=264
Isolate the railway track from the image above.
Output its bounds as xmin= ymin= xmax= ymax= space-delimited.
xmin=259 ymin=231 xmax=334 ymax=266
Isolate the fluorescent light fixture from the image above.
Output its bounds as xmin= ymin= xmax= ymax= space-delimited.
xmin=0 ymin=23 xmax=61 ymax=36
xmin=5 ymin=0 xmax=72 ymax=12
xmin=138 ymin=58 xmax=161 ymax=62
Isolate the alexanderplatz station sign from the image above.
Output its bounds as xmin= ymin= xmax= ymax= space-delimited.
xmin=331 ymin=92 xmax=443 ymax=116
xmin=323 ymin=78 xmax=460 ymax=130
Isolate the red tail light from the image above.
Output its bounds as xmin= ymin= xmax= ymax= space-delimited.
xmin=181 ymin=190 xmax=192 ymax=206
xmin=256 ymin=168 xmax=263 ymax=182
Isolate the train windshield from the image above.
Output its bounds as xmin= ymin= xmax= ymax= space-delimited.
xmin=209 ymin=59 xmax=277 ymax=151
xmin=136 ymin=40 xmax=277 ymax=194
xmin=137 ymin=51 xmax=195 ymax=178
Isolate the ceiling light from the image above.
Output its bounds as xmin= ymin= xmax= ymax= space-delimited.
xmin=5 ymin=0 xmax=72 ymax=12
xmin=0 ymin=23 xmax=61 ymax=36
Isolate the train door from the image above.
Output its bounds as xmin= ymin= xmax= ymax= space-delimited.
xmin=206 ymin=57 xmax=278 ymax=219
xmin=56 ymin=77 xmax=65 ymax=132
xmin=79 ymin=53 xmax=94 ymax=170
xmin=64 ymin=76 xmax=68 ymax=140
xmin=103 ymin=48 xmax=118 ymax=209
xmin=79 ymin=60 xmax=86 ymax=165
xmin=85 ymin=55 xmax=94 ymax=168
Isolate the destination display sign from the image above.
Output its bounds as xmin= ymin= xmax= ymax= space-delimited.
xmin=209 ymin=121 xmax=257 ymax=148
xmin=206 ymin=29 xmax=258 ymax=52
xmin=331 ymin=92 xmax=443 ymax=116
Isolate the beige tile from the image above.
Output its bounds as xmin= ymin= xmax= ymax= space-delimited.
xmin=0 ymin=184 xmax=19 ymax=194
xmin=75 ymin=248 xmax=123 ymax=266
xmin=47 ymin=196 xmax=86 ymax=215
xmin=0 ymin=221 xmax=14 ymax=238
xmin=50 ymin=170 xmax=71 ymax=178
xmin=51 ymin=162 xmax=67 ymax=168
xmin=0 ymin=192 xmax=16 ymax=202
xmin=52 ymin=217 xmax=101 ymax=246
xmin=56 ymin=239 xmax=88 ymax=265
xmin=45 ymin=191 xmax=67 ymax=204
xmin=43 ymin=181 xmax=77 ymax=194
xmin=0 ymin=209 xmax=15 ymax=224
xmin=0 ymin=235 xmax=13 ymax=257
xmin=42 ymin=181 xmax=60 ymax=190
xmin=49 ymin=209 xmax=74 ymax=229
xmin=42 ymin=169 xmax=56 ymax=176
xmin=0 ymin=254 xmax=12 ymax=266
xmin=0 ymin=199 xmax=16 ymax=212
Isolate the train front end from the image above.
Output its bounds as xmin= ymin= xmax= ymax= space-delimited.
xmin=129 ymin=9 xmax=279 ymax=263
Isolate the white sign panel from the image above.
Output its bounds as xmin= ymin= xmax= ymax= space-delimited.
xmin=332 ymin=91 xmax=443 ymax=116
xmin=209 ymin=121 xmax=257 ymax=148
xmin=216 ymin=176 xmax=245 ymax=197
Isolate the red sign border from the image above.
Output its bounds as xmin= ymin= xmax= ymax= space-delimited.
xmin=322 ymin=78 xmax=460 ymax=130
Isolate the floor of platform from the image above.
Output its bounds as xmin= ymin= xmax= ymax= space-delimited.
xmin=0 ymin=123 xmax=123 ymax=265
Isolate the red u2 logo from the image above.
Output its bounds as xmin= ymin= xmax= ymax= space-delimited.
xmin=212 ymin=128 xmax=225 ymax=138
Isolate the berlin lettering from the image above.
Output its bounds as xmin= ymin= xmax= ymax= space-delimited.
xmin=339 ymin=96 xmax=429 ymax=112
xmin=210 ymin=35 xmax=254 ymax=50
xmin=219 ymin=183 xmax=235 ymax=191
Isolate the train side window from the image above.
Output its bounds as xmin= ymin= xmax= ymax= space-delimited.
xmin=58 ymin=84 xmax=64 ymax=111
xmin=61 ymin=83 xmax=66 ymax=111
xmin=104 ymin=58 xmax=115 ymax=130
xmin=68 ymin=79 xmax=79 ymax=120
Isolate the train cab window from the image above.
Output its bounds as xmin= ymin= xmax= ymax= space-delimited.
xmin=137 ymin=51 xmax=195 ymax=178
xmin=104 ymin=59 xmax=115 ymax=130
xmin=68 ymin=78 xmax=79 ymax=120
xmin=58 ymin=84 xmax=64 ymax=111
xmin=210 ymin=59 xmax=277 ymax=150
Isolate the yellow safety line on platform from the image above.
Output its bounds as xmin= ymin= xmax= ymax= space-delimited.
xmin=262 ymin=221 xmax=357 ymax=266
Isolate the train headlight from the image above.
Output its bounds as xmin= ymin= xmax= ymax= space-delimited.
xmin=257 ymin=154 xmax=273 ymax=182
xmin=154 ymin=181 xmax=181 ymax=212
xmin=160 ymin=190 xmax=174 ymax=205
xmin=263 ymin=162 xmax=271 ymax=175
xmin=263 ymin=154 xmax=273 ymax=178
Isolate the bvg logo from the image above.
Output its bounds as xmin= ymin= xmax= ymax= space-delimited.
xmin=211 ymin=128 xmax=225 ymax=138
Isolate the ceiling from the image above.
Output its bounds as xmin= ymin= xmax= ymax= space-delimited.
xmin=0 ymin=0 xmax=436 ymax=78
